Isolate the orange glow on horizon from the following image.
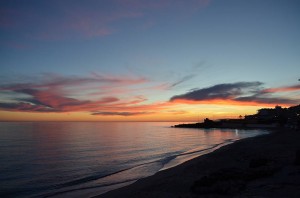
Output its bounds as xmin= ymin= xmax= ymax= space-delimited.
xmin=171 ymin=98 xmax=293 ymax=108
xmin=0 ymin=101 xmax=268 ymax=122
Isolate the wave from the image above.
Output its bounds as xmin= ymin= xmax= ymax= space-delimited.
xmin=36 ymin=141 xmax=235 ymax=197
xmin=35 ymin=179 xmax=136 ymax=198
xmin=177 ymin=140 xmax=234 ymax=157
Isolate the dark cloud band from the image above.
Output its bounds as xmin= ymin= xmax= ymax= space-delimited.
xmin=170 ymin=82 xmax=299 ymax=105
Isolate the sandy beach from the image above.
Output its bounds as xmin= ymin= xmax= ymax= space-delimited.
xmin=98 ymin=128 xmax=300 ymax=198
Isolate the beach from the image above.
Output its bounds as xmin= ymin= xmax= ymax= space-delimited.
xmin=98 ymin=128 xmax=300 ymax=198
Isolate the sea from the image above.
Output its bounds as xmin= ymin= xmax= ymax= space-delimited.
xmin=0 ymin=122 xmax=268 ymax=198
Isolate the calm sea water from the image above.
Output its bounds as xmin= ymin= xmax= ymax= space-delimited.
xmin=0 ymin=122 xmax=268 ymax=198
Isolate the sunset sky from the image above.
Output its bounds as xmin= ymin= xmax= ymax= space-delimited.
xmin=0 ymin=0 xmax=299 ymax=121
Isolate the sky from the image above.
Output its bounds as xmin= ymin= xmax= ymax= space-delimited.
xmin=0 ymin=0 xmax=299 ymax=121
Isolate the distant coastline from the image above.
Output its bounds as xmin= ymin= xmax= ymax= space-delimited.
xmin=173 ymin=104 xmax=300 ymax=130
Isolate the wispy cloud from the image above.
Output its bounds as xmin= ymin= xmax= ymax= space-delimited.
xmin=0 ymin=0 xmax=212 ymax=40
xmin=0 ymin=73 xmax=155 ymax=115
xmin=1 ymin=73 xmax=147 ymax=91
xmin=170 ymin=82 xmax=300 ymax=106
xmin=91 ymin=111 xmax=153 ymax=116
xmin=262 ymin=84 xmax=300 ymax=93
xmin=169 ymin=74 xmax=196 ymax=88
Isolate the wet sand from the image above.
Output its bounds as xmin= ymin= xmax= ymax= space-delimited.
xmin=97 ymin=128 xmax=300 ymax=198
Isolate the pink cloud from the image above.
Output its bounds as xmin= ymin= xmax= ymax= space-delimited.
xmin=0 ymin=88 xmax=173 ymax=114
xmin=262 ymin=84 xmax=300 ymax=93
xmin=0 ymin=73 xmax=173 ymax=115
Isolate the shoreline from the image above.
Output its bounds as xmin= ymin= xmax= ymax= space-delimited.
xmin=96 ymin=128 xmax=300 ymax=197
xmin=172 ymin=122 xmax=280 ymax=130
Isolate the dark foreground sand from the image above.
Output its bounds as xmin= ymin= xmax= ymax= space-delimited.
xmin=98 ymin=129 xmax=300 ymax=198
